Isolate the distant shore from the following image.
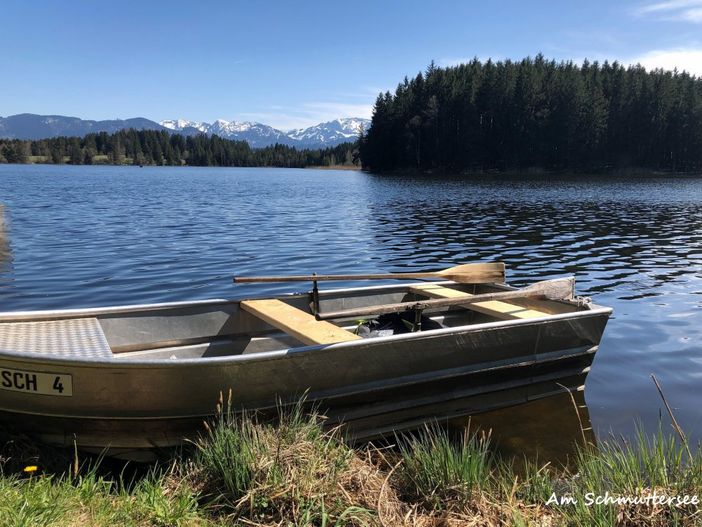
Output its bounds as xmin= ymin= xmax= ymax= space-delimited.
xmin=0 ymin=129 xmax=360 ymax=169
xmin=2 ymin=160 xmax=700 ymax=177
xmin=0 ymin=156 xmax=362 ymax=170
xmin=306 ymin=164 xmax=361 ymax=170
xmin=375 ymin=166 xmax=702 ymax=178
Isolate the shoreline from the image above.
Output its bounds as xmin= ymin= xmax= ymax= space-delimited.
xmin=372 ymin=166 xmax=702 ymax=178
xmin=305 ymin=164 xmax=362 ymax=170
xmin=1 ymin=407 xmax=699 ymax=526
xmin=1 ymin=160 xmax=700 ymax=176
xmin=0 ymin=158 xmax=363 ymax=171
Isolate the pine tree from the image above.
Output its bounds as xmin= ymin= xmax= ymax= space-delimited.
xmin=360 ymin=57 xmax=702 ymax=172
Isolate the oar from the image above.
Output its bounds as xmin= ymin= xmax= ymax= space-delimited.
xmin=315 ymin=277 xmax=575 ymax=320
xmin=234 ymin=262 xmax=505 ymax=284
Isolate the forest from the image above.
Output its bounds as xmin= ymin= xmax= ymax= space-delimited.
xmin=360 ymin=55 xmax=702 ymax=172
xmin=0 ymin=129 xmax=359 ymax=168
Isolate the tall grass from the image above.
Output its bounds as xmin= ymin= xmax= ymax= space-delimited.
xmin=0 ymin=468 xmax=203 ymax=527
xmin=1 ymin=407 xmax=701 ymax=527
xmin=558 ymin=426 xmax=702 ymax=526
xmin=191 ymin=398 xmax=375 ymax=525
xmin=396 ymin=425 xmax=492 ymax=509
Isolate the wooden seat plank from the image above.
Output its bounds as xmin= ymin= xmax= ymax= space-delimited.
xmin=408 ymin=283 xmax=547 ymax=320
xmin=240 ymin=299 xmax=362 ymax=346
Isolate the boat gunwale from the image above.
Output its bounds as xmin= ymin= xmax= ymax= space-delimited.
xmin=0 ymin=281 xmax=434 ymax=320
xmin=0 ymin=305 xmax=613 ymax=367
xmin=0 ymin=279 xmax=600 ymax=321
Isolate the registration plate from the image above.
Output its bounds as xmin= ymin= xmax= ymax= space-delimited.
xmin=0 ymin=368 xmax=73 ymax=397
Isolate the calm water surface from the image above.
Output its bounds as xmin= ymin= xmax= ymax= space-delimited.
xmin=0 ymin=165 xmax=700 ymax=454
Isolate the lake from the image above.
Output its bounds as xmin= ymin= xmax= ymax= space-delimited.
xmin=0 ymin=164 xmax=700 ymax=458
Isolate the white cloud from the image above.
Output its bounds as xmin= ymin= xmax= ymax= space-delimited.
xmin=635 ymin=0 xmax=702 ymax=21
xmin=637 ymin=0 xmax=702 ymax=13
xmin=239 ymin=101 xmax=373 ymax=131
xmin=680 ymin=7 xmax=702 ymax=20
xmin=630 ymin=47 xmax=702 ymax=76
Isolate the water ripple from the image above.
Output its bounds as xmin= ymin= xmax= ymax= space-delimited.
xmin=0 ymin=165 xmax=701 ymax=444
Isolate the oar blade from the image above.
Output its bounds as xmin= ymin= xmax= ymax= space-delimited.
xmin=437 ymin=262 xmax=505 ymax=284
xmin=524 ymin=277 xmax=575 ymax=301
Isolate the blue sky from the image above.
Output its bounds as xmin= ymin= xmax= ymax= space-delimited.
xmin=2 ymin=0 xmax=701 ymax=130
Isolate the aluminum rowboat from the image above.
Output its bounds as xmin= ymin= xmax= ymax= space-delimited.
xmin=0 ymin=280 xmax=612 ymax=456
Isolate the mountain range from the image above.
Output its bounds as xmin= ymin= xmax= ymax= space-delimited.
xmin=0 ymin=113 xmax=370 ymax=148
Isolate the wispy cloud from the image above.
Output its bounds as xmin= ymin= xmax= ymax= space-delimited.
xmin=629 ymin=47 xmax=702 ymax=75
xmin=240 ymin=101 xmax=373 ymax=131
xmin=635 ymin=0 xmax=702 ymax=22
xmin=637 ymin=0 xmax=701 ymax=13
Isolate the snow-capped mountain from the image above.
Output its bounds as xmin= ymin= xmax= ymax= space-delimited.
xmin=159 ymin=117 xmax=370 ymax=147
xmin=0 ymin=113 xmax=370 ymax=148
xmin=288 ymin=118 xmax=369 ymax=145
xmin=161 ymin=118 xmax=296 ymax=147
xmin=210 ymin=120 xmax=291 ymax=147
xmin=159 ymin=119 xmax=289 ymax=148
xmin=159 ymin=119 xmax=209 ymax=133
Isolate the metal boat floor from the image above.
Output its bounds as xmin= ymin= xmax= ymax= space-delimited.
xmin=0 ymin=318 xmax=112 ymax=359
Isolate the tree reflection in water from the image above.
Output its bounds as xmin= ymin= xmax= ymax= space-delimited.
xmin=0 ymin=205 xmax=10 ymax=269
xmin=452 ymin=391 xmax=595 ymax=469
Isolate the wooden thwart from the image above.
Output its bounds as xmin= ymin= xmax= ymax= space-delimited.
xmin=316 ymin=277 xmax=574 ymax=321
xmin=408 ymin=283 xmax=547 ymax=320
xmin=240 ymin=299 xmax=362 ymax=346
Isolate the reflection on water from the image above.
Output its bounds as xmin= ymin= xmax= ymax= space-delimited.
xmin=0 ymin=165 xmax=700 ymax=454
xmin=0 ymin=204 xmax=10 ymax=270
xmin=454 ymin=392 xmax=595 ymax=468
xmin=364 ymin=174 xmax=701 ymax=298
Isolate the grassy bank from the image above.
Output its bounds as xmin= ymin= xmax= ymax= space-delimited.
xmin=1 ymin=404 xmax=700 ymax=526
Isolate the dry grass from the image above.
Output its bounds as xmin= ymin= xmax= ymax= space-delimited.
xmin=188 ymin=397 xmax=378 ymax=525
xmin=1 ymin=404 xmax=701 ymax=527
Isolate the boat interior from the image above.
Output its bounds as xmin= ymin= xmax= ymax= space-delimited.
xmin=0 ymin=281 xmax=588 ymax=362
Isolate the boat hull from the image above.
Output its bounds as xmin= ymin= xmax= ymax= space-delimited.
xmin=0 ymin=307 xmax=610 ymax=453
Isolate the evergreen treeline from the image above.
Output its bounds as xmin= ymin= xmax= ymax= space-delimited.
xmin=360 ymin=55 xmax=702 ymax=172
xmin=0 ymin=129 xmax=359 ymax=168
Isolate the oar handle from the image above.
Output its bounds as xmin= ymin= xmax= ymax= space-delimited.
xmin=234 ymin=262 xmax=505 ymax=284
xmin=234 ymin=273 xmax=434 ymax=283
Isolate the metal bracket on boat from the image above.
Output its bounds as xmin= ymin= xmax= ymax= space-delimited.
xmin=412 ymin=306 xmax=423 ymax=332
xmin=575 ymin=295 xmax=592 ymax=307
xmin=311 ymin=273 xmax=321 ymax=315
